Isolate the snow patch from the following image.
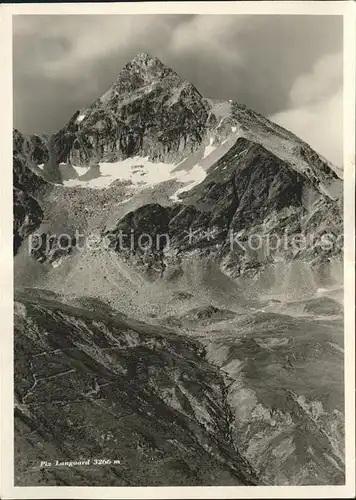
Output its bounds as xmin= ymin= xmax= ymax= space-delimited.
xmin=60 ymin=155 xmax=208 ymax=203
xmin=37 ymin=164 xmax=44 ymax=170
xmin=202 ymin=137 xmax=216 ymax=159
xmin=52 ymin=257 xmax=64 ymax=268
xmin=216 ymin=117 xmax=226 ymax=129
xmin=76 ymin=114 xmax=86 ymax=123
xmin=170 ymin=164 xmax=206 ymax=201
xmin=73 ymin=165 xmax=90 ymax=177
xmin=62 ymin=156 xmax=206 ymax=197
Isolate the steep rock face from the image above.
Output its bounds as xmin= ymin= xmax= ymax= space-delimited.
xmin=13 ymin=130 xmax=50 ymax=255
xmin=182 ymin=137 xmax=307 ymax=230
xmin=13 ymin=131 xmax=48 ymax=192
xmin=13 ymin=129 xmax=50 ymax=167
xmin=105 ymin=137 xmax=343 ymax=285
xmin=105 ymin=203 xmax=171 ymax=279
xmin=14 ymin=290 xmax=258 ymax=486
xmin=13 ymin=188 xmax=44 ymax=255
xmin=52 ymin=53 xmax=209 ymax=165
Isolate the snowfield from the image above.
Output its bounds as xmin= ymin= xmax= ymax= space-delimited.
xmin=62 ymin=156 xmax=207 ymax=198
xmin=170 ymin=164 xmax=207 ymax=201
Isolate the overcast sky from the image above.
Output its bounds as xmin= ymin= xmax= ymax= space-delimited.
xmin=13 ymin=15 xmax=343 ymax=166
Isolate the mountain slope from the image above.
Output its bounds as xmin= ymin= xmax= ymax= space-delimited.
xmin=14 ymin=289 xmax=258 ymax=486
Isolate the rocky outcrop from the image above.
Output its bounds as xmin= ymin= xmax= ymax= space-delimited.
xmin=13 ymin=129 xmax=50 ymax=167
xmin=163 ymin=305 xmax=237 ymax=328
xmin=13 ymin=130 xmax=49 ymax=255
xmin=13 ymin=188 xmax=43 ymax=255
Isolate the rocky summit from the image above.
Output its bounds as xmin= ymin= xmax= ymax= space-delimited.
xmin=51 ymin=52 xmax=209 ymax=165
xmin=13 ymin=53 xmax=344 ymax=486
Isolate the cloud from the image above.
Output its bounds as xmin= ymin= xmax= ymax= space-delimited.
xmin=37 ymin=17 xmax=172 ymax=78
xmin=271 ymin=53 xmax=343 ymax=167
xmin=170 ymin=15 xmax=246 ymax=64
xmin=164 ymin=15 xmax=343 ymax=116
xmin=13 ymin=15 xmax=180 ymax=80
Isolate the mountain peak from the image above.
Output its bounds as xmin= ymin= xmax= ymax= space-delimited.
xmin=130 ymin=52 xmax=159 ymax=65
xmin=122 ymin=52 xmax=175 ymax=80
xmin=91 ymin=51 xmax=184 ymax=105
xmin=94 ymin=52 xmax=180 ymax=106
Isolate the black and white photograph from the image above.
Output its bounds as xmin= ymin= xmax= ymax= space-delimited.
xmin=1 ymin=2 xmax=355 ymax=497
